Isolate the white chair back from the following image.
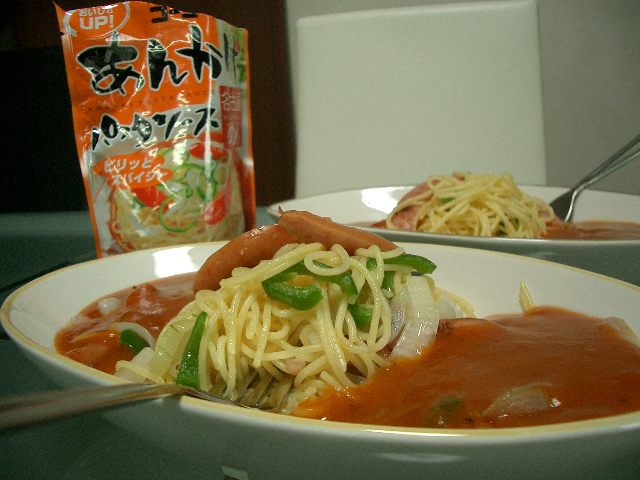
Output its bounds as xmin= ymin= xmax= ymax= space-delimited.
xmin=294 ymin=0 xmax=546 ymax=198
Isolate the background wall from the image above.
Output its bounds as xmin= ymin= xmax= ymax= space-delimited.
xmin=286 ymin=0 xmax=640 ymax=195
xmin=2 ymin=0 xmax=637 ymax=213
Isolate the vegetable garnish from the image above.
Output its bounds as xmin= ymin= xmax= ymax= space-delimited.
xmin=424 ymin=396 xmax=464 ymax=428
xmin=381 ymin=271 xmax=395 ymax=295
xmin=366 ymin=253 xmax=436 ymax=275
xmin=365 ymin=258 xmax=395 ymax=295
xmin=287 ymin=261 xmax=358 ymax=297
xmin=385 ymin=253 xmax=436 ymax=274
xmin=313 ymin=263 xmax=358 ymax=297
xmin=176 ymin=312 xmax=208 ymax=389
xmin=262 ymin=280 xmax=323 ymax=311
xmin=119 ymin=329 xmax=149 ymax=354
xmin=348 ymin=303 xmax=373 ymax=328
xmin=262 ymin=254 xmax=436 ymax=312
xmin=261 ymin=260 xmax=358 ymax=311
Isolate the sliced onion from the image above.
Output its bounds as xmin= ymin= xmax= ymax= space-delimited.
xmin=111 ymin=322 xmax=156 ymax=349
xmin=436 ymin=297 xmax=461 ymax=320
xmin=482 ymin=384 xmax=557 ymax=419
xmin=390 ymin=276 xmax=439 ymax=359
xmin=603 ymin=317 xmax=639 ymax=346
xmin=389 ymin=284 xmax=409 ymax=341
xmin=69 ymin=316 xmax=116 ymax=343
xmin=97 ymin=297 xmax=121 ymax=316
xmin=69 ymin=313 xmax=92 ymax=326
xmin=115 ymin=347 xmax=157 ymax=382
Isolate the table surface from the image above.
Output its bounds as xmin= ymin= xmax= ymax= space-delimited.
xmin=0 ymin=209 xmax=273 ymax=480
xmin=2 ymin=208 xmax=639 ymax=479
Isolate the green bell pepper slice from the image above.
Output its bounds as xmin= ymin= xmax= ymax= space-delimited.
xmin=367 ymin=253 xmax=437 ymax=275
xmin=348 ymin=302 xmax=373 ymax=328
xmin=262 ymin=260 xmax=359 ymax=311
xmin=119 ymin=329 xmax=148 ymax=355
xmin=385 ymin=253 xmax=436 ymax=274
xmin=262 ymin=280 xmax=323 ymax=311
xmin=176 ymin=311 xmax=208 ymax=389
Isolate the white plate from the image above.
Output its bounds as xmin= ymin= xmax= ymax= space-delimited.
xmin=2 ymin=242 xmax=640 ymax=479
xmin=269 ymin=186 xmax=640 ymax=285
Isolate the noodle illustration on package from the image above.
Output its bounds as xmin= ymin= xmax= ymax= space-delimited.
xmin=56 ymin=1 xmax=255 ymax=256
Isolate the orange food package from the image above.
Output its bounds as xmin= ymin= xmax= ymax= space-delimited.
xmin=55 ymin=1 xmax=255 ymax=256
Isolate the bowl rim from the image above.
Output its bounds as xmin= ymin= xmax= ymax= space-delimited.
xmin=3 ymin=242 xmax=640 ymax=444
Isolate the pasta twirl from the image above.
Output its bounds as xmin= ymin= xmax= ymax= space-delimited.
xmin=115 ymin=243 xmax=472 ymax=412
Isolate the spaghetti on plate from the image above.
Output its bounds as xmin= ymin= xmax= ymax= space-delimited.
xmin=115 ymin=242 xmax=471 ymax=412
xmin=386 ymin=172 xmax=555 ymax=238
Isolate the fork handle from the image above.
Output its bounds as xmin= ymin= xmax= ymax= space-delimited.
xmin=0 ymin=383 xmax=182 ymax=432
xmin=569 ymin=132 xmax=640 ymax=194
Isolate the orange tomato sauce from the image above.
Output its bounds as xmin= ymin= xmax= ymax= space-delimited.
xmin=56 ymin=274 xmax=640 ymax=429
xmin=371 ymin=218 xmax=640 ymax=240
xmin=55 ymin=274 xmax=194 ymax=374
xmin=293 ymin=307 xmax=640 ymax=428
xmin=543 ymin=220 xmax=640 ymax=240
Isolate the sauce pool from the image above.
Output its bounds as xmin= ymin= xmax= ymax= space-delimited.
xmin=55 ymin=276 xmax=640 ymax=429
xmin=55 ymin=274 xmax=194 ymax=373
xmin=293 ymin=307 xmax=640 ymax=428
xmin=370 ymin=219 xmax=640 ymax=240
xmin=543 ymin=220 xmax=640 ymax=240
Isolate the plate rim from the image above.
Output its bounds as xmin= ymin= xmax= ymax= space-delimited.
xmin=267 ymin=185 xmax=640 ymax=247
xmin=3 ymin=241 xmax=640 ymax=442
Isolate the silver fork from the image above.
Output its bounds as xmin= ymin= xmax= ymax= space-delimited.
xmin=0 ymin=380 xmax=276 ymax=432
xmin=549 ymin=132 xmax=640 ymax=222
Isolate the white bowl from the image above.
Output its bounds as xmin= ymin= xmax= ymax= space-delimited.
xmin=2 ymin=243 xmax=640 ymax=479
xmin=269 ymin=186 xmax=640 ymax=285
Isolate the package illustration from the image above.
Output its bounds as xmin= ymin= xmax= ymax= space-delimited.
xmin=56 ymin=2 xmax=255 ymax=256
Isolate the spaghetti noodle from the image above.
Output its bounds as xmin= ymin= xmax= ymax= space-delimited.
xmin=115 ymin=242 xmax=471 ymax=412
xmin=386 ymin=173 xmax=555 ymax=238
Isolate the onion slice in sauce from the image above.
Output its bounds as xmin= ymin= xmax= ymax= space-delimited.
xmin=390 ymin=276 xmax=439 ymax=359
xmin=115 ymin=347 xmax=163 ymax=383
xmin=111 ymin=322 xmax=156 ymax=349
xmin=97 ymin=296 xmax=121 ymax=316
xmin=482 ymin=384 xmax=558 ymax=420
xmin=603 ymin=317 xmax=639 ymax=346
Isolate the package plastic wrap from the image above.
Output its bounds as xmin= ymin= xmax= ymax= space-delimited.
xmin=56 ymin=1 xmax=255 ymax=256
